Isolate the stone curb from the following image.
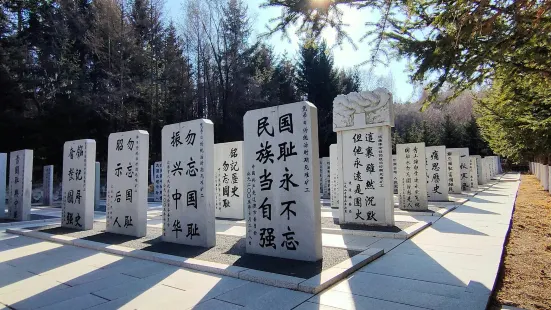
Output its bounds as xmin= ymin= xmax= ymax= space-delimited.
xmin=4 ymin=228 xmax=384 ymax=294
xmin=0 ymin=218 xmax=60 ymax=229
xmin=297 ymin=248 xmax=384 ymax=294
xmin=318 ymin=220 xmax=432 ymax=240
xmin=397 ymin=221 xmax=432 ymax=239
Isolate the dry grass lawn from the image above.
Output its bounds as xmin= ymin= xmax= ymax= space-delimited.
xmin=491 ymin=174 xmax=551 ymax=310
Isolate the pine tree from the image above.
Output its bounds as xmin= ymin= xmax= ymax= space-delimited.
xmin=297 ymin=39 xmax=340 ymax=156
xmin=440 ymin=114 xmax=463 ymax=148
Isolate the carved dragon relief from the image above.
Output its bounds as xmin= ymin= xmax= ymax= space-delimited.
xmin=333 ymin=88 xmax=394 ymax=131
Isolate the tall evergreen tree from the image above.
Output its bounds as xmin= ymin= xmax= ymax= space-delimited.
xmin=297 ymin=39 xmax=340 ymax=156
xmin=440 ymin=114 xmax=463 ymax=148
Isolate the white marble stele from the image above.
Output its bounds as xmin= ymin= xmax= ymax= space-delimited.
xmin=446 ymin=152 xmax=461 ymax=194
xmin=8 ymin=149 xmax=33 ymax=221
xmin=95 ymin=162 xmax=100 ymax=207
xmin=469 ymin=156 xmax=479 ymax=190
xmin=244 ymin=101 xmax=322 ymax=261
xmin=62 ymin=139 xmax=96 ymax=230
xmin=43 ymin=165 xmax=54 ymax=206
xmin=0 ymin=153 xmax=6 ymax=216
xmin=392 ymin=155 xmax=398 ymax=194
xmin=473 ymin=155 xmax=483 ymax=185
xmin=162 ymin=119 xmax=215 ymax=247
xmin=214 ymin=141 xmax=244 ymax=220
xmin=333 ymin=88 xmax=395 ymax=226
xmin=542 ymin=164 xmax=549 ymax=191
xmin=321 ymin=158 xmax=330 ymax=199
xmin=548 ymin=166 xmax=551 ymax=194
xmin=153 ymin=161 xmax=162 ymax=202
xmin=319 ymin=158 xmax=323 ymax=196
xmin=397 ymin=143 xmax=428 ymax=210
xmin=106 ymin=130 xmax=149 ymax=237
xmin=482 ymin=157 xmax=490 ymax=182
xmin=447 ymin=148 xmax=471 ymax=191
xmin=329 ymin=144 xmax=340 ymax=209
xmin=425 ymin=146 xmax=449 ymax=201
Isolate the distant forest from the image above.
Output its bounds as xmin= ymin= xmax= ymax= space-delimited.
xmin=0 ymin=0 xmax=491 ymax=177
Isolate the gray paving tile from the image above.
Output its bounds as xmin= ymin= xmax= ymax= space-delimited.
xmin=0 ymin=232 xmax=18 ymax=242
xmin=216 ymin=282 xmax=312 ymax=309
xmin=309 ymin=290 xmax=426 ymax=310
xmin=47 ymin=265 xmax=117 ymax=287
xmin=329 ymin=278 xmax=461 ymax=309
xmin=6 ymin=252 xmax=77 ymax=274
xmin=193 ymin=299 xmax=244 ymax=310
xmin=0 ymin=275 xmax=69 ymax=305
xmin=160 ymin=269 xmax=249 ymax=299
xmin=90 ymin=284 xmax=212 ymax=309
xmin=0 ymin=235 xmax=42 ymax=247
xmin=293 ymin=301 xmax=345 ymax=310
xmin=91 ymin=270 xmax=177 ymax=301
xmin=118 ymin=260 xmax=179 ymax=279
xmin=35 ymin=293 xmax=108 ymax=310
xmin=5 ymin=273 xmax=138 ymax=310
xmin=0 ymin=266 xmax=64 ymax=296
xmin=331 ymin=272 xmax=465 ymax=299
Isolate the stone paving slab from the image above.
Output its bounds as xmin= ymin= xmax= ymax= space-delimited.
xmin=159 ymin=268 xmax=249 ymax=298
xmin=1 ymin=273 xmax=138 ymax=310
xmin=89 ymin=284 xmax=210 ymax=309
xmin=304 ymin=173 xmax=520 ymax=310
xmin=216 ymin=282 xmax=312 ymax=309
xmin=194 ymin=299 xmax=244 ymax=310
xmin=308 ymin=290 xmax=426 ymax=310
xmin=34 ymin=293 xmax=109 ymax=310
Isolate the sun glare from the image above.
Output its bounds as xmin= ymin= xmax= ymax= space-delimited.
xmin=310 ymin=0 xmax=330 ymax=10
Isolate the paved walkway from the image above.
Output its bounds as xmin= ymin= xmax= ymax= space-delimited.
xmin=0 ymin=173 xmax=519 ymax=309
xmin=304 ymin=174 xmax=520 ymax=310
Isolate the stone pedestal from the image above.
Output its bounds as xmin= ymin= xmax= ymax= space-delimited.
xmin=8 ymin=150 xmax=33 ymax=221
xmin=43 ymin=165 xmax=54 ymax=206
xmin=106 ymin=130 xmax=149 ymax=237
xmin=333 ymin=88 xmax=395 ymax=226
xmin=214 ymin=141 xmax=244 ymax=220
xmin=162 ymin=119 xmax=215 ymax=247
xmin=426 ymin=146 xmax=448 ymax=201
xmin=244 ymin=101 xmax=322 ymax=261
xmin=397 ymin=143 xmax=428 ymax=210
xmin=62 ymin=140 xmax=96 ymax=230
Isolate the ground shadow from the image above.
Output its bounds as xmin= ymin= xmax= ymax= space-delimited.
xmin=0 ymin=234 xmax=239 ymax=309
xmin=322 ymin=217 xmax=406 ymax=233
xmin=430 ymin=217 xmax=488 ymax=236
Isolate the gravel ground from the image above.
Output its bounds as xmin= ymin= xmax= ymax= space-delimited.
xmin=490 ymin=174 xmax=551 ymax=310
xmin=0 ymin=214 xmax=58 ymax=223
xmin=321 ymin=217 xmax=415 ymax=232
xmin=30 ymin=222 xmax=360 ymax=279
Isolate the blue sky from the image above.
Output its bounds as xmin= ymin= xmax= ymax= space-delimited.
xmin=164 ymin=0 xmax=417 ymax=102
